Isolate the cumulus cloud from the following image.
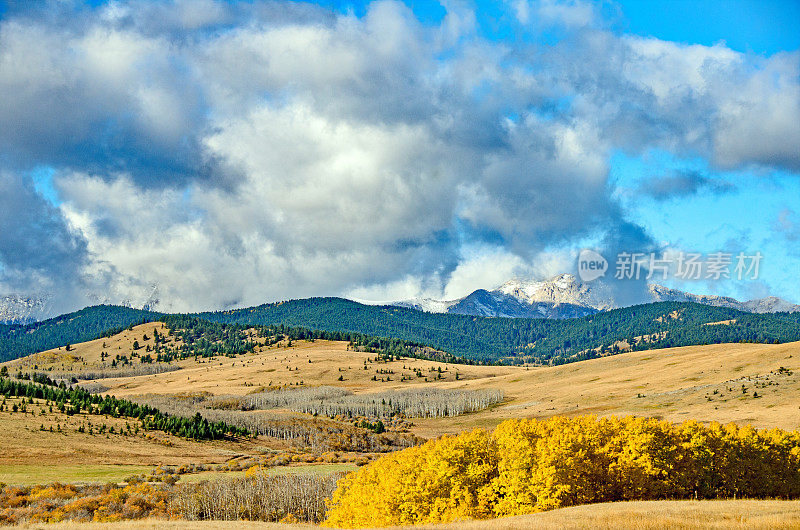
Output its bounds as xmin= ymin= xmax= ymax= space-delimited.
xmin=0 ymin=172 xmax=89 ymax=313
xmin=0 ymin=0 xmax=797 ymax=313
xmin=0 ymin=16 xmax=212 ymax=186
xmin=638 ymin=171 xmax=736 ymax=201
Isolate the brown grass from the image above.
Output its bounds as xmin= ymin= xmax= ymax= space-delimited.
xmin=72 ymin=337 xmax=795 ymax=437
xmin=3 ymin=323 xmax=184 ymax=374
xmin=410 ymin=341 xmax=800 ymax=438
xmin=409 ymin=500 xmax=800 ymax=529
xmin=4 ymin=328 xmax=800 ymax=479
xmin=3 ymin=324 xmax=518 ymax=396
xmin=83 ymin=340 xmax=518 ymax=397
xmin=0 ymin=394 xmax=265 ymax=472
xmin=13 ymin=500 xmax=800 ymax=529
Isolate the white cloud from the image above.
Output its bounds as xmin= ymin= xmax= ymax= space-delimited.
xmin=0 ymin=0 xmax=797 ymax=313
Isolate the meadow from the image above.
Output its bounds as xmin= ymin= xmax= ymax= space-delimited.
xmin=2 ymin=322 xmax=800 ymax=527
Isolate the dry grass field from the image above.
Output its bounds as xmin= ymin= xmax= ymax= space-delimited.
xmin=3 ymin=324 xmax=186 ymax=374
xmin=5 ymin=323 xmax=519 ymax=395
xmin=0 ymin=392 xmax=267 ymax=483
xmin=4 ymin=327 xmax=800 ymax=526
xmin=13 ymin=500 xmax=800 ymax=529
xmin=5 ymin=325 xmax=800 ymax=439
xmin=412 ymin=340 xmax=800 ymax=437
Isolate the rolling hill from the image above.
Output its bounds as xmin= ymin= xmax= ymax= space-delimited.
xmin=2 ymin=299 xmax=800 ymax=364
xmin=4 ymin=321 xmax=800 ymax=527
xmin=0 ymin=305 xmax=159 ymax=362
xmin=195 ymin=298 xmax=800 ymax=363
xmin=6 ymin=323 xmax=800 ymax=434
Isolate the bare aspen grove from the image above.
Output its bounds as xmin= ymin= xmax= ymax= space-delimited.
xmin=169 ymin=472 xmax=342 ymax=523
xmin=129 ymin=393 xmax=421 ymax=452
xmin=130 ymin=386 xmax=504 ymax=442
xmin=288 ymin=387 xmax=505 ymax=419
xmin=230 ymin=386 xmax=505 ymax=419
xmin=63 ymin=364 xmax=182 ymax=381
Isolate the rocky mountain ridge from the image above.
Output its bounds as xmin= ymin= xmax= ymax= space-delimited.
xmin=0 ymin=295 xmax=50 ymax=325
xmin=387 ymin=274 xmax=800 ymax=319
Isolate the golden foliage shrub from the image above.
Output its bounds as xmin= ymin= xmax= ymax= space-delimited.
xmin=325 ymin=428 xmax=498 ymax=527
xmin=0 ymin=482 xmax=169 ymax=524
xmin=323 ymin=416 xmax=800 ymax=527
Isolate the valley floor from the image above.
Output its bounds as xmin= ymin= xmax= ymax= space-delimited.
xmin=14 ymin=500 xmax=800 ymax=529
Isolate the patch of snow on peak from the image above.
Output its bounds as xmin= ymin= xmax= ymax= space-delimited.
xmin=496 ymin=274 xmax=610 ymax=309
xmin=349 ymin=295 xmax=459 ymax=313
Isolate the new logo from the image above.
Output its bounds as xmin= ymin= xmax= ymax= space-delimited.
xmin=578 ymin=249 xmax=608 ymax=282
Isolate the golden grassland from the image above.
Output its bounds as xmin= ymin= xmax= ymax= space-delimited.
xmin=5 ymin=323 xmax=518 ymax=395
xmin=0 ymin=394 xmax=266 ymax=472
xmin=4 ymin=324 xmax=800 ymax=438
xmin=412 ymin=341 xmax=800 ymax=437
xmin=4 ymin=327 xmax=800 ymax=527
xmin=12 ymin=500 xmax=800 ymax=529
xmin=412 ymin=500 xmax=800 ymax=529
xmin=0 ymin=465 xmax=153 ymax=486
xmin=3 ymin=324 xmax=186 ymax=374
xmin=0 ymin=392 xmax=363 ymax=487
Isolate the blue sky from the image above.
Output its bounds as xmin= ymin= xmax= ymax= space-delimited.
xmin=0 ymin=0 xmax=798 ymax=313
xmin=611 ymin=150 xmax=800 ymax=301
xmin=618 ymin=0 xmax=800 ymax=55
xmin=304 ymin=0 xmax=800 ymax=53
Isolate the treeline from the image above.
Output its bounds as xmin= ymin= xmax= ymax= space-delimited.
xmin=0 ymin=305 xmax=157 ymax=362
xmin=196 ymin=298 xmax=800 ymax=363
xmin=158 ymin=315 xmax=475 ymax=365
xmin=3 ymin=299 xmax=800 ymax=365
xmin=324 ymin=415 xmax=800 ymax=527
xmin=0 ymin=374 xmax=247 ymax=441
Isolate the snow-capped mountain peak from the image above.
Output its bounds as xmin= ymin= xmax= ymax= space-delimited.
xmin=368 ymin=274 xmax=800 ymax=320
xmin=0 ymin=295 xmax=51 ymax=325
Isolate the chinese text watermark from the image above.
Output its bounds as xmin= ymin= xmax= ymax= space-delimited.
xmin=578 ymin=251 xmax=762 ymax=282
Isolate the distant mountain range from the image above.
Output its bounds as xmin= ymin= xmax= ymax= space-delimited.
xmin=379 ymin=274 xmax=800 ymax=319
xmin=2 ymin=274 xmax=798 ymax=327
xmin=0 ymin=295 xmax=51 ymax=325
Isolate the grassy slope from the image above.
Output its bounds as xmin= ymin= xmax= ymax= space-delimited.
xmin=7 ymin=326 xmax=800 ymax=435
xmin=3 ymin=323 xmax=515 ymax=395
xmin=412 ymin=340 xmax=800 ymax=437
xmin=0 ymin=305 xmax=158 ymax=362
xmin=0 ymin=392 xmax=264 ymax=472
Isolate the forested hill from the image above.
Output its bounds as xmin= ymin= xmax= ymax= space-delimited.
xmin=0 ymin=305 xmax=158 ymax=362
xmin=2 ymin=298 xmax=799 ymax=364
xmin=195 ymin=298 xmax=800 ymax=364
